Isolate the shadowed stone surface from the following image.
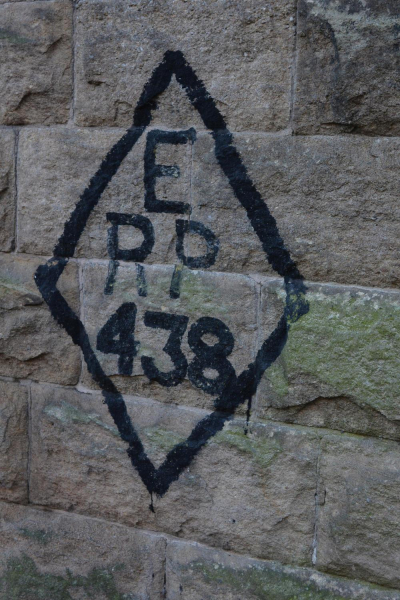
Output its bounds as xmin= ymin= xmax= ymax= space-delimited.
xmin=74 ymin=0 xmax=295 ymax=131
xmin=0 ymin=502 xmax=166 ymax=599
xmin=317 ymin=434 xmax=400 ymax=588
xmin=0 ymin=254 xmax=80 ymax=384
xmin=294 ymin=0 xmax=400 ymax=135
xmin=0 ymin=380 xmax=28 ymax=504
xmin=30 ymin=383 xmax=319 ymax=566
xmin=166 ymin=540 xmax=400 ymax=600
xmin=0 ymin=1 xmax=72 ymax=125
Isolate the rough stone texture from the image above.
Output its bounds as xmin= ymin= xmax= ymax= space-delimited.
xmin=0 ymin=380 xmax=28 ymax=504
xmin=30 ymin=383 xmax=319 ymax=565
xmin=255 ymin=279 xmax=400 ymax=433
xmin=192 ymin=133 xmax=400 ymax=287
xmin=74 ymin=0 xmax=295 ymax=131
xmin=0 ymin=1 xmax=72 ymax=125
xmin=0 ymin=131 xmax=16 ymax=252
xmin=17 ymin=127 xmax=191 ymax=263
xmin=81 ymin=262 xmax=258 ymax=411
xmin=0 ymin=502 xmax=166 ymax=599
xmin=294 ymin=0 xmax=400 ymax=135
xmin=166 ymin=540 xmax=400 ymax=600
xmin=18 ymin=129 xmax=400 ymax=288
xmin=0 ymin=253 xmax=80 ymax=384
xmin=317 ymin=435 xmax=400 ymax=588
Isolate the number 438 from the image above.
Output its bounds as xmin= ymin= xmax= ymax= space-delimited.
xmin=96 ymin=302 xmax=236 ymax=396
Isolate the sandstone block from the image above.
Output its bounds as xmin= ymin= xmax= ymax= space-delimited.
xmin=255 ymin=279 xmax=400 ymax=434
xmin=17 ymin=127 xmax=191 ymax=262
xmin=0 ymin=1 xmax=72 ymax=125
xmin=0 ymin=502 xmax=166 ymax=599
xmin=317 ymin=435 xmax=400 ymax=588
xmin=0 ymin=253 xmax=80 ymax=384
xmin=81 ymin=262 xmax=258 ymax=411
xmin=294 ymin=0 xmax=400 ymax=135
xmin=0 ymin=131 xmax=16 ymax=252
xmin=30 ymin=383 xmax=319 ymax=565
xmin=0 ymin=380 xmax=28 ymax=503
xmin=166 ymin=539 xmax=400 ymax=600
xmin=18 ymin=129 xmax=400 ymax=289
xmin=74 ymin=0 xmax=295 ymax=131
xmin=192 ymin=133 xmax=400 ymax=287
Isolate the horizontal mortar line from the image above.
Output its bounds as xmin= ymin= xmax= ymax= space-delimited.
xmin=1 ymin=122 xmax=400 ymax=141
xmin=4 ymin=249 xmax=398 ymax=296
xmin=2 ymin=498 xmax=399 ymax=593
xmin=17 ymin=377 xmax=400 ymax=447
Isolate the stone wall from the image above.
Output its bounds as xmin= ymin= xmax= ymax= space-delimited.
xmin=0 ymin=1 xmax=400 ymax=598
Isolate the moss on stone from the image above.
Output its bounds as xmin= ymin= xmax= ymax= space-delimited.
xmin=213 ymin=426 xmax=282 ymax=469
xmin=265 ymin=288 xmax=400 ymax=418
xmin=0 ymin=555 xmax=127 ymax=600
xmin=44 ymin=401 xmax=119 ymax=437
xmin=141 ymin=426 xmax=187 ymax=455
xmin=20 ymin=528 xmax=53 ymax=546
xmin=187 ymin=560 xmax=361 ymax=600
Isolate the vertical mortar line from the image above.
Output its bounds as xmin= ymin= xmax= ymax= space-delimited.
xmin=68 ymin=0 xmax=77 ymax=125
xmin=26 ymin=381 xmax=33 ymax=504
xmin=13 ymin=127 xmax=20 ymax=253
xmin=289 ymin=0 xmax=300 ymax=133
xmin=312 ymin=436 xmax=324 ymax=566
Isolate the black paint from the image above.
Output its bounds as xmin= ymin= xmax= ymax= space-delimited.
xmin=136 ymin=264 xmax=147 ymax=297
xmin=187 ymin=316 xmax=236 ymax=397
xmin=176 ymin=219 xmax=219 ymax=269
xmin=141 ymin=311 xmax=189 ymax=387
xmin=96 ymin=302 xmax=139 ymax=376
xmin=169 ymin=263 xmax=183 ymax=299
xmin=144 ymin=128 xmax=196 ymax=214
xmin=35 ymin=50 xmax=309 ymax=498
xmin=104 ymin=259 xmax=119 ymax=295
xmin=107 ymin=212 xmax=155 ymax=262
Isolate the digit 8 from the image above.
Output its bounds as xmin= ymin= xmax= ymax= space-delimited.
xmin=187 ymin=316 xmax=235 ymax=396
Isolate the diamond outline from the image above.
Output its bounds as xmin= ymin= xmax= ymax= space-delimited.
xmin=35 ymin=51 xmax=309 ymax=497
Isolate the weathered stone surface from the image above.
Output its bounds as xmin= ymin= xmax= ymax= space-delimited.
xmin=317 ymin=435 xmax=400 ymax=588
xmin=0 ymin=131 xmax=15 ymax=252
xmin=0 ymin=1 xmax=72 ymax=125
xmin=18 ymin=129 xmax=400 ymax=288
xmin=166 ymin=539 xmax=400 ymax=600
xmin=81 ymin=262 xmax=258 ymax=411
xmin=192 ymin=133 xmax=400 ymax=287
xmin=17 ymin=127 xmax=191 ymax=262
xmin=30 ymin=383 xmax=319 ymax=565
xmin=0 ymin=502 xmax=166 ymax=599
xmin=294 ymin=0 xmax=400 ymax=135
xmin=74 ymin=0 xmax=295 ymax=131
xmin=0 ymin=253 xmax=80 ymax=384
xmin=255 ymin=279 xmax=400 ymax=432
xmin=0 ymin=380 xmax=28 ymax=503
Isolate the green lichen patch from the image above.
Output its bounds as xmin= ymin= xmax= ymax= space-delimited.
xmin=44 ymin=401 xmax=119 ymax=437
xmin=20 ymin=528 xmax=53 ymax=546
xmin=0 ymin=555 xmax=127 ymax=600
xmin=141 ymin=425 xmax=187 ymax=455
xmin=265 ymin=287 xmax=400 ymax=419
xmin=0 ymin=29 xmax=34 ymax=45
xmin=187 ymin=559 xmax=390 ymax=600
xmin=213 ymin=426 xmax=282 ymax=469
